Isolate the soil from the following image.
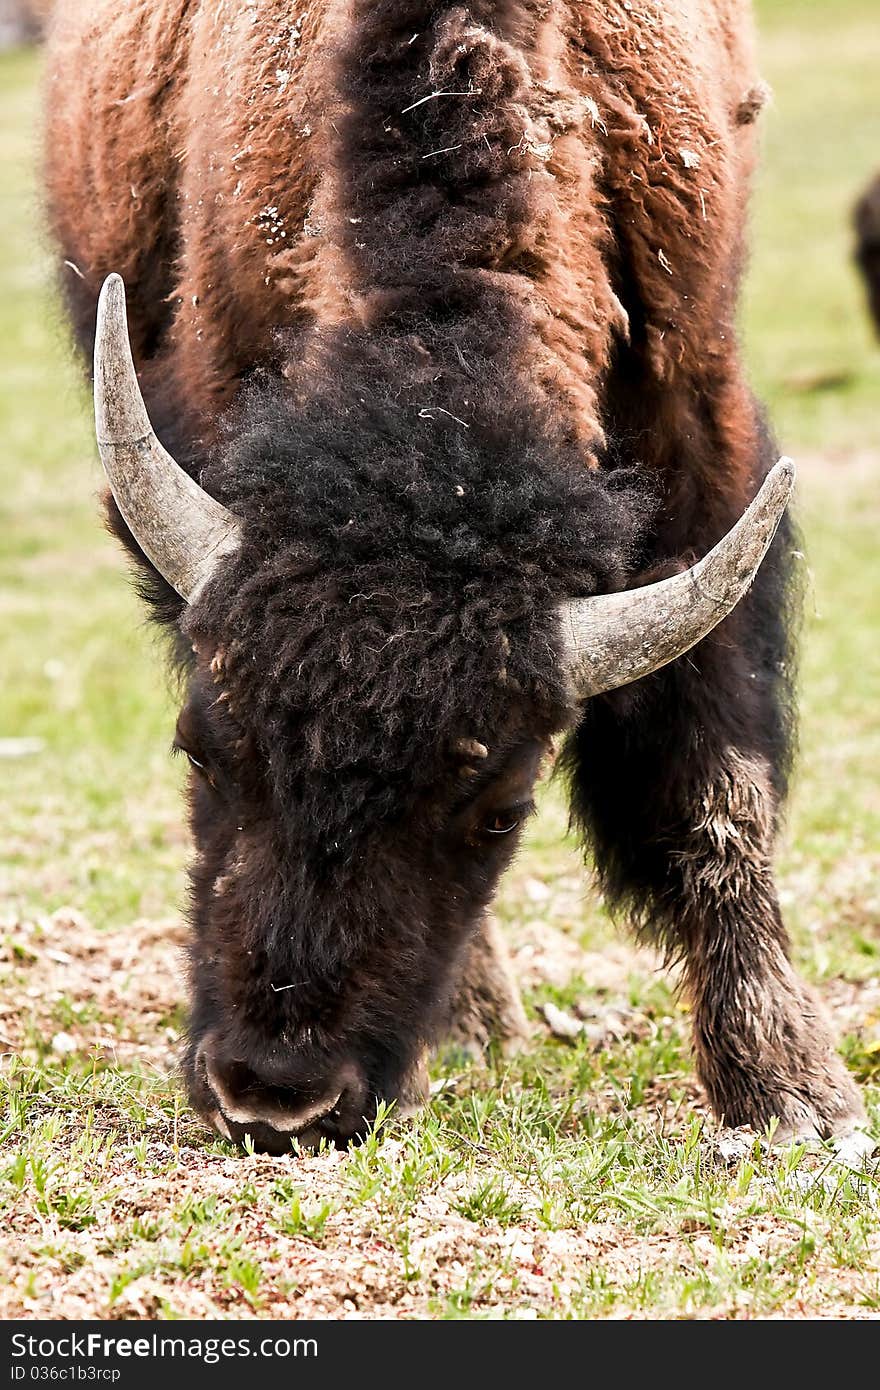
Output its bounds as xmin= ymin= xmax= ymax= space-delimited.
xmin=0 ymin=899 xmax=877 ymax=1321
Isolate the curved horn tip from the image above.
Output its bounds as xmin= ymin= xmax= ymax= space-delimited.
xmin=748 ymin=455 xmax=795 ymax=531
xmin=94 ymin=271 xmax=152 ymax=448
xmin=100 ymin=270 xmax=126 ymax=297
xmin=93 ymin=270 xmax=243 ymax=603
xmin=769 ymin=454 xmax=796 ymax=495
xmin=97 ymin=272 xmax=127 ymax=324
xmin=558 ymin=453 xmax=798 ymax=702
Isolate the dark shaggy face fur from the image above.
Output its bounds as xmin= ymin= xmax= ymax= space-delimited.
xmin=171 ymin=351 xmax=643 ymax=1152
xmin=179 ymin=671 xmax=555 ymax=1152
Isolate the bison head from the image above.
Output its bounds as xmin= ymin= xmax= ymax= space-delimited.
xmin=93 ymin=275 xmax=793 ymax=1153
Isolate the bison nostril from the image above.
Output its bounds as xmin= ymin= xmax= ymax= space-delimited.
xmin=194 ymin=1040 xmax=364 ymax=1146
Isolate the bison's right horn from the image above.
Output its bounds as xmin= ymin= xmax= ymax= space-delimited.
xmin=94 ymin=274 xmax=242 ymax=603
xmin=559 ymin=457 xmax=795 ymax=699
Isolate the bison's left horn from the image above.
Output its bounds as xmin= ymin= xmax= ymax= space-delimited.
xmin=94 ymin=274 xmax=242 ymax=602
xmin=559 ymin=457 xmax=795 ymax=699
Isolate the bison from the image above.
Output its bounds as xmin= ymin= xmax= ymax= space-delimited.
xmin=855 ymin=172 xmax=880 ymax=334
xmin=0 ymin=0 xmax=49 ymax=48
xmin=44 ymin=0 xmax=864 ymax=1154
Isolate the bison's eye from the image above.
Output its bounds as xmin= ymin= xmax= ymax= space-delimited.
xmin=474 ymin=798 xmax=535 ymax=843
xmin=173 ymin=741 xmax=212 ymax=782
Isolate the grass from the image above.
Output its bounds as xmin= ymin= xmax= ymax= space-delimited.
xmin=1 ymin=2 xmax=879 ymax=1320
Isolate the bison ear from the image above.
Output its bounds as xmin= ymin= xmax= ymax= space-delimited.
xmin=559 ymin=457 xmax=795 ymax=699
xmin=93 ymin=274 xmax=242 ymax=603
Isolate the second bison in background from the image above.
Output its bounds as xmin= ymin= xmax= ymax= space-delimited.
xmin=855 ymin=173 xmax=880 ymax=333
xmin=0 ymin=0 xmax=49 ymax=50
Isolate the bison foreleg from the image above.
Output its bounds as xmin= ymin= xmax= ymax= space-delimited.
xmin=669 ymin=751 xmax=864 ymax=1140
xmin=565 ymin=507 xmax=865 ymax=1140
xmin=440 ymin=915 xmax=529 ymax=1055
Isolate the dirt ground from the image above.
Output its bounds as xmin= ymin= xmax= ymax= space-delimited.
xmin=1 ymin=883 xmax=878 ymax=1321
